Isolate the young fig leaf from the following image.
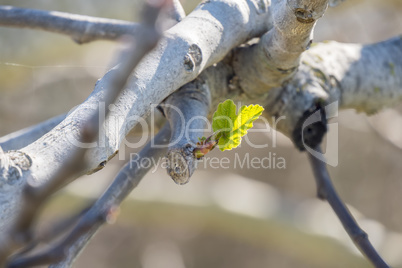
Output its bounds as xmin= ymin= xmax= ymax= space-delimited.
xmin=212 ymin=99 xmax=264 ymax=151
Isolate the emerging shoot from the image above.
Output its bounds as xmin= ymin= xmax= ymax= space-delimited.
xmin=193 ymin=99 xmax=264 ymax=159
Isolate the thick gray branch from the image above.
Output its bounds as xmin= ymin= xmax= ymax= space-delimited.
xmin=0 ymin=0 xmax=272 ymax=262
xmin=265 ymin=0 xmax=328 ymax=69
xmin=1 ymin=0 xmax=400 ymax=265
xmin=0 ymin=2 xmax=164 ymax=264
xmin=18 ymin=0 xmax=271 ymax=183
xmin=267 ymin=36 xmax=402 ymax=142
xmin=0 ymin=6 xmax=140 ymax=44
xmin=305 ymin=37 xmax=402 ymax=114
xmin=233 ymin=0 xmax=328 ymax=97
xmin=0 ymin=114 xmax=66 ymax=152
xmin=232 ymin=36 xmax=402 ymax=148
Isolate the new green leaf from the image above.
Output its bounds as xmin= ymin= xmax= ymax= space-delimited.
xmin=212 ymin=99 xmax=264 ymax=151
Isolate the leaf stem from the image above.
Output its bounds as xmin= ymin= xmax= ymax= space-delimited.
xmin=193 ymin=132 xmax=220 ymax=159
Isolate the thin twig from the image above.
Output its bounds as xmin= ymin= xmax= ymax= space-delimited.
xmin=0 ymin=6 xmax=141 ymax=44
xmin=308 ymin=145 xmax=389 ymax=268
xmin=7 ymin=123 xmax=171 ymax=268
xmin=0 ymin=0 xmax=168 ymax=264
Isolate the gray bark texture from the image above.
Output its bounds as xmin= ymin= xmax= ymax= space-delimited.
xmin=0 ymin=0 xmax=401 ymax=266
xmin=0 ymin=0 xmax=273 ymax=239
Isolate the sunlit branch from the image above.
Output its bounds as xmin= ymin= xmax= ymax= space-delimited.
xmin=0 ymin=0 xmax=167 ymax=264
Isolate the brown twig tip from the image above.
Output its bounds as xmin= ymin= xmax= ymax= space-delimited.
xmin=193 ymin=135 xmax=219 ymax=159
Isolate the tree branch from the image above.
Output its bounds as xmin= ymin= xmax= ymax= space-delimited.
xmin=264 ymin=36 xmax=402 ymax=149
xmin=0 ymin=114 xmax=66 ymax=152
xmin=234 ymin=0 xmax=329 ymax=96
xmin=151 ymin=0 xmax=207 ymax=186
xmin=18 ymin=0 xmax=271 ymax=182
xmin=0 ymin=6 xmax=141 ymax=44
xmin=214 ymin=35 xmax=402 ymax=151
xmin=161 ymin=79 xmax=211 ymax=184
xmin=307 ymin=146 xmax=389 ymax=268
xmin=0 ymin=0 xmax=272 ymax=248
xmin=305 ymin=37 xmax=402 ymax=114
xmin=1 ymin=0 xmax=400 ymax=265
xmin=7 ymin=123 xmax=171 ymax=268
xmin=0 ymin=0 xmax=166 ymax=264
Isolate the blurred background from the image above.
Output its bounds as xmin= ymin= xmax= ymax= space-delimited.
xmin=1 ymin=0 xmax=402 ymax=267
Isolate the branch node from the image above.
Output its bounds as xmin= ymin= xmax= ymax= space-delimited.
xmin=292 ymin=102 xmax=327 ymax=151
xmin=104 ymin=205 xmax=120 ymax=224
xmin=352 ymin=230 xmax=369 ymax=244
xmin=183 ymin=44 xmax=202 ymax=72
xmin=294 ymin=8 xmax=315 ymax=24
xmin=277 ymin=66 xmax=298 ymax=74
xmin=0 ymin=6 xmax=141 ymax=44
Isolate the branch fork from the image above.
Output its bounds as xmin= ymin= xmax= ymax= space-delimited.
xmin=0 ymin=0 xmax=400 ymax=267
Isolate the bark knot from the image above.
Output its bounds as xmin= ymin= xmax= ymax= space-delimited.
xmin=166 ymin=145 xmax=196 ymax=185
xmin=292 ymin=103 xmax=327 ymax=151
xmin=183 ymin=44 xmax=202 ymax=72
xmin=294 ymin=8 xmax=315 ymax=24
xmin=0 ymin=151 xmax=32 ymax=186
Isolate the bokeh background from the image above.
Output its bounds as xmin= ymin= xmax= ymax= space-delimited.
xmin=1 ymin=0 xmax=402 ymax=267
